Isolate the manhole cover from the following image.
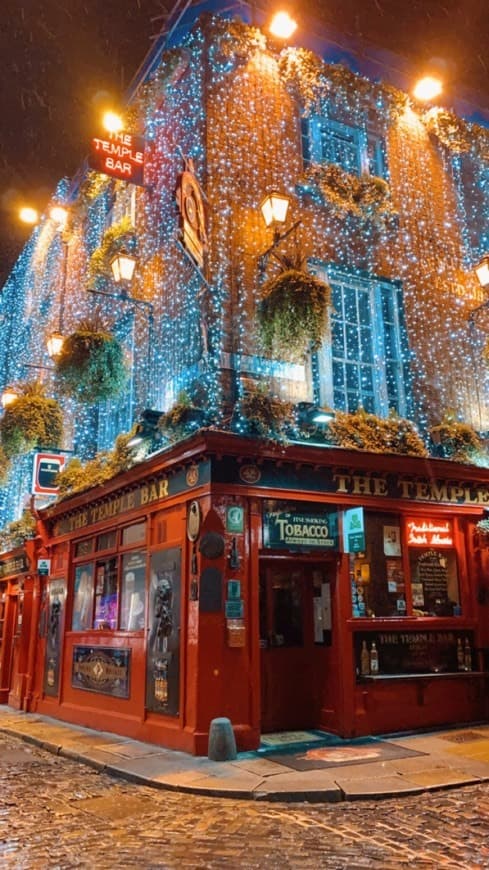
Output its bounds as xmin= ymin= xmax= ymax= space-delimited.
xmin=441 ymin=731 xmax=487 ymax=744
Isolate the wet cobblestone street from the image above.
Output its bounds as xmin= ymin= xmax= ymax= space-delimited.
xmin=0 ymin=734 xmax=488 ymax=869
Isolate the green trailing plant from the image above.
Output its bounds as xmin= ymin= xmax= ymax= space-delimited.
xmin=88 ymin=216 xmax=137 ymax=290
xmin=430 ymin=413 xmax=482 ymax=463
xmin=328 ymin=408 xmax=428 ymax=456
xmin=257 ymin=252 xmax=332 ymax=361
xmin=55 ymin=429 xmax=141 ymax=499
xmin=0 ymin=382 xmax=63 ymax=458
xmin=423 ymin=108 xmax=472 ymax=154
xmin=55 ymin=319 xmax=127 ymax=403
xmin=236 ymin=384 xmax=294 ymax=442
xmin=299 ymin=163 xmax=395 ymax=222
xmin=158 ymin=392 xmax=207 ymax=442
xmin=0 ymin=444 xmax=11 ymax=486
xmin=0 ymin=509 xmax=37 ymax=552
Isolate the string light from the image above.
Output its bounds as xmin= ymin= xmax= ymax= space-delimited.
xmin=0 ymin=12 xmax=488 ymax=529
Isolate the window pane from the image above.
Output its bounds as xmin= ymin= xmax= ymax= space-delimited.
xmin=122 ymin=522 xmax=146 ymax=546
xmin=97 ymin=531 xmax=117 ymax=551
xmin=94 ymin=557 xmax=118 ymax=629
xmin=72 ymin=564 xmax=94 ymax=631
xmin=75 ymin=539 xmax=94 ymax=558
xmin=351 ymin=514 xmax=404 ymax=618
xmin=120 ymin=550 xmax=147 ymax=631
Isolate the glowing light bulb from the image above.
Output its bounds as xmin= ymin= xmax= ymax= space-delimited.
xmin=270 ymin=11 xmax=297 ymax=39
xmin=413 ymin=76 xmax=442 ymax=102
xmin=102 ymin=111 xmax=124 ymax=133
xmin=49 ymin=206 xmax=68 ymax=228
xmin=19 ymin=206 xmax=39 ymax=225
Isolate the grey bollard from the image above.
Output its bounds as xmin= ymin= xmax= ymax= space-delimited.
xmin=208 ymin=717 xmax=237 ymax=761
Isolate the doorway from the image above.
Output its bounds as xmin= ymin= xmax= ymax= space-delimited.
xmin=259 ymin=560 xmax=334 ymax=733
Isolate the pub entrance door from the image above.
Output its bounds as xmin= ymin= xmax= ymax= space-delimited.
xmin=259 ymin=559 xmax=334 ymax=733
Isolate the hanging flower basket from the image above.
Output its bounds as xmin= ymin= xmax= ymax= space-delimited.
xmin=0 ymin=382 xmax=63 ymax=458
xmin=257 ymin=256 xmax=332 ymax=361
xmin=55 ymin=321 xmax=127 ymax=403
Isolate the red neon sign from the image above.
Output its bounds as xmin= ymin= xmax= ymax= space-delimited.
xmin=89 ymin=131 xmax=145 ymax=186
xmin=406 ymin=517 xmax=453 ymax=547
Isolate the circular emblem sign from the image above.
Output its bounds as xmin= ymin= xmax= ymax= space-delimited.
xmin=186 ymin=465 xmax=199 ymax=487
xmin=239 ymin=464 xmax=261 ymax=484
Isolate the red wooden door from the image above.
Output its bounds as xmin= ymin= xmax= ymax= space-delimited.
xmin=260 ymin=562 xmax=316 ymax=733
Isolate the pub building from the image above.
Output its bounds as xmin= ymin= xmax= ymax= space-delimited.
xmin=22 ymin=431 xmax=488 ymax=755
xmin=1 ymin=8 xmax=489 ymax=753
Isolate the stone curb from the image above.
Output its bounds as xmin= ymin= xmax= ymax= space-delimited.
xmin=0 ymin=723 xmax=486 ymax=804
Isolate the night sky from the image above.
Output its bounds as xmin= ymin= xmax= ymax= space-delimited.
xmin=0 ymin=0 xmax=487 ymax=283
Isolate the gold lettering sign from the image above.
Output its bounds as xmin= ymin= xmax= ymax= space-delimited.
xmin=55 ymin=476 xmax=169 ymax=536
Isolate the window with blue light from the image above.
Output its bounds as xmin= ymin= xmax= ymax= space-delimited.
xmin=314 ymin=268 xmax=409 ymax=417
xmin=303 ymin=117 xmax=386 ymax=178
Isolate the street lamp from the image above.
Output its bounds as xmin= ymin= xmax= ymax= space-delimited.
xmin=19 ymin=206 xmax=39 ymax=225
xmin=110 ymin=250 xmax=138 ymax=283
xmin=475 ymin=255 xmax=489 ymax=291
xmin=413 ymin=76 xmax=442 ymax=102
xmin=269 ymin=11 xmax=297 ymax=39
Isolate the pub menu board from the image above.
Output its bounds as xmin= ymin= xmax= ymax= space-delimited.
xmin=408 ymin=548 xmax=459 ymax=615
xmin=354 ymin=630 xmax=475 ymax=677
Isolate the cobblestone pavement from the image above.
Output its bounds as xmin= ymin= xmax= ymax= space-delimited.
xmin=0 ymin=734 xmax=488 ymax=870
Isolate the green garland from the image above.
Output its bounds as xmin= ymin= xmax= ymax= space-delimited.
xmin=328 ymin=408 xmax=428 ymax=456
xmin=299 ymin=163 xmax=396 ymax=222
xmin=258 ymin=256 xmax=332 ymax=361
xmin=0 ymin=444 xmax=11 ymax=486
xmin=237 ymin=384 xmax=294 ymax=442
xmin=88 ymin=216 xmax=137 ymax=290
xmin=430 ymin=413 xmax=482 ymax=463
xmin=55 ymin=321 xmax=127 ymax=403
xmin=0 ymin=382 xmax=63 ymax=458
xmin=0 ymin=510 xmax=36 ymax=552
xmin=158 ymin=392 xmax=207 ymax=442
xmin=56 ymin=430 xmax=140 ymax=500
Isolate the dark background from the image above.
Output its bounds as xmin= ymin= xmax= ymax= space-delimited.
xmin=0 ymin=0 xmax=487 ymax=283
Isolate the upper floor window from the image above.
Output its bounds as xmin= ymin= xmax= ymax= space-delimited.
xmin=303 ymin=117 xmax=386 ymax=179
xmin=314 ymin=267 xmax=410 ymax=418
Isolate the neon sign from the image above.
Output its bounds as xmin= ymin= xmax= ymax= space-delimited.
xmin=89 ymin=131 xmax=145 ymax=185
xmin=406 ymin=518 xmax=453 ymax=547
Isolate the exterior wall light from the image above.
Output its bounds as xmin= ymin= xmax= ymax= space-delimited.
xmin=475 ymin=255 xmax=489 ymax=290
xmin=260 ymin=192 xmax=290 ymax=234
xmin=49 ymin=206 xmax=68 ymax=230
xmin=110 ymin=250 xmax=138 ymax=283
xmin=296 ymin=402 xmax=335 ymax=427
xmin=46 ymin=332 xmax=65 ymax=359
xmin=413 ymin=76 xmax=442 ymax=102
xmin=269 ymin=11 xmax=297 ymax=39
xmin=1 ymin=387 xmax=18 ymax=409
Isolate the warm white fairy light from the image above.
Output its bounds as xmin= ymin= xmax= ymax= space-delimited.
xmin=0 ymin=12 xmax=488 ymax=528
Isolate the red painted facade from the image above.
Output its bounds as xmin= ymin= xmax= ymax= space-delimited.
xmin=1 ymin=432 xmax=488 ymax=754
